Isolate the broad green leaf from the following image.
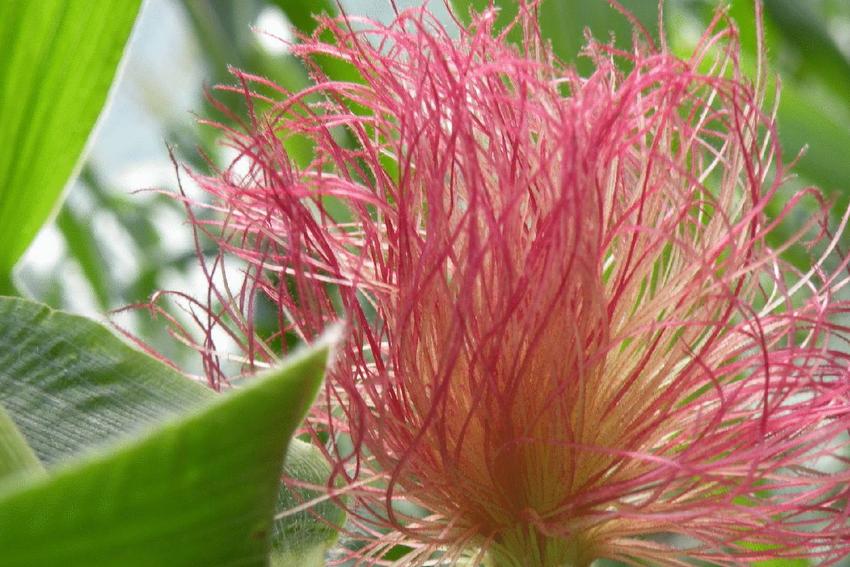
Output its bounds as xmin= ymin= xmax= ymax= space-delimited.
xmin=0 ymin=296 xmax=345 ymax=561
xmin=0 ymin=296 xmax=212 ymax=465
xmin=0 ymin=1 xmax=141 ymax=282
xmin=272 ymin=438 xmax=346 ymax=566
xmin=0 ymin=321 xmax=332 ymax=566
xmin=0 ymin=404 xmax=42 ymax=481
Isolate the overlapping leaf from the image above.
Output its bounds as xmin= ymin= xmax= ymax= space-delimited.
xmin=0 ymin=297 xmax=343 ymax=564
xmin=0 ymin=319 xmax=330 ymax=566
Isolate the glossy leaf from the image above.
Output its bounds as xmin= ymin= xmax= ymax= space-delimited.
xmin=0 ymin=304 xmax=332 ymax=566
xmin=0 ymin=1 xmax=141 ymax=283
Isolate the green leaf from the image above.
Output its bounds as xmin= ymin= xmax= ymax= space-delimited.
xmin=271 ymin=438 xmax=346 ymax=566
xmin=538 ymin=0 xmax=658 ymax=72
xmin=0 ymin=296 xmax=345 ymax=562
xmin=0 ymin=404 xmax=42 ymax=482
xmin=0 ymin=272 xmax=14 ymax=298
xmin=0 ymin=296 xmax=212 ymax=465
xmin=0 ymin=1 xmax=141 ymax=281
xmin=450 ymin=0 xmax=658 ymax=73
xmin=0 ymin=318 xmax=333 ymax=566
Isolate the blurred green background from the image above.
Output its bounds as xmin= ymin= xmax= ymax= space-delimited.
xmin=11 ymin=0 xmax=850 ymax=372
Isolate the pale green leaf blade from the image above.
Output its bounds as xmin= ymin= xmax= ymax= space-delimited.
xmin=0 ymin=296 xmax=213 ymax=465
xmin=0 ymin=404 xmax=42 ymax=481
xmin=0 ymin=0 xmax=141 ymax=278
xmin=0 ymin=296 xmax=345 ymax=562
xmin=272 ymin=438 xmax=346 ymax=566
xmin=0 ymin=330 xmax=332 ymax=566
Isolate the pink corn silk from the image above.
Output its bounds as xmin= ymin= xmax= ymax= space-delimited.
xmin=173 ymin=3 xmax=850 ymax=565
